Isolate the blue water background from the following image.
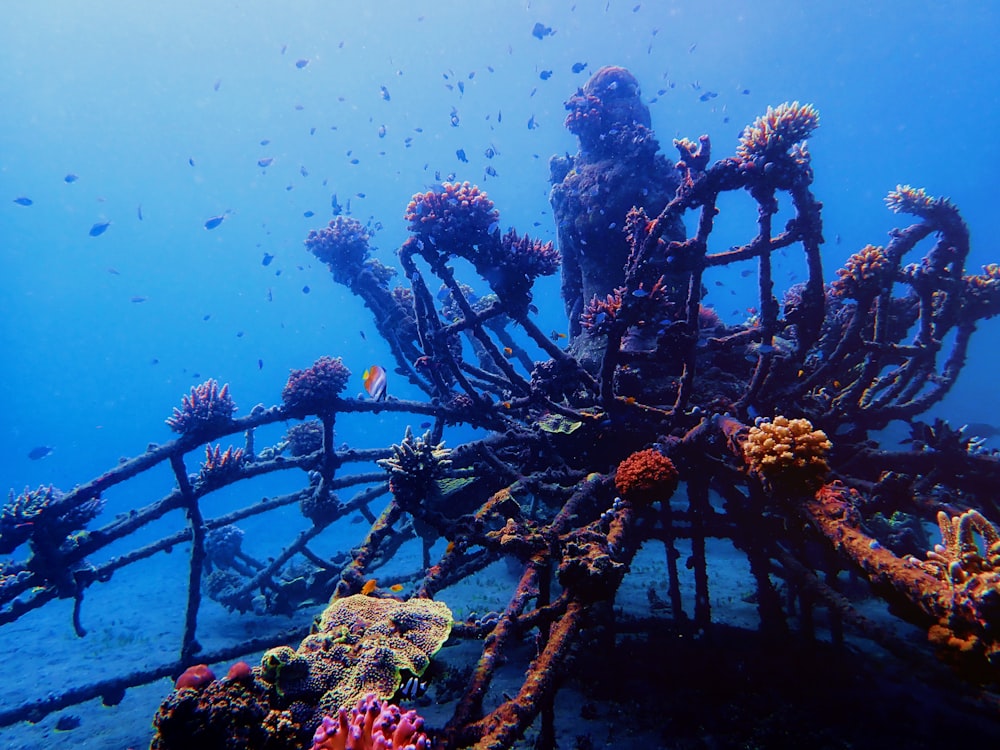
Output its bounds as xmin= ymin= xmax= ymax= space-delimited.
xmin=0 ymin=0 xmax=999 ymax=741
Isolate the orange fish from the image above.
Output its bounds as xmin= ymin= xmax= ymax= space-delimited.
xmin=389 ymin=583 xmax=404 ymax=592
xmin=361 ymin=579 xmax=377 ymax=595
xmin=363 ymin=365 xmax=387 ymax=401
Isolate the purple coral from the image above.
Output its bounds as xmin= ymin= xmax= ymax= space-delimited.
xmin=282 ymin=356 xmax=351 ymax=414
xmin=165 ymin=379 xmax=237 ymax=435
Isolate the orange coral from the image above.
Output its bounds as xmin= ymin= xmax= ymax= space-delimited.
xmin=830 ymin=244 xmax=892 ymax=300
xmin=743 ymin=416 xmax=831 ymax=493
xmin=614 ymin=448 xmax=679 ymax=505
xmin=736 ymin=101 xmax=819 ymax=163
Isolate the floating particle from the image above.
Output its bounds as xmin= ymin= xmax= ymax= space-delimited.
xmin=531 ymin=22 xmax=554 ymax=39
xmin=89 ymin=220 xmax=111 ymax=237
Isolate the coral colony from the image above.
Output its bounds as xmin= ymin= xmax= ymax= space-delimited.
xmin=2 ymin=65 xmax=1000 ymax=747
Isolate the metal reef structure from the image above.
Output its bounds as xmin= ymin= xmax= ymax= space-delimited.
xmin=3 ymin=66 xmax=1000 ymax=748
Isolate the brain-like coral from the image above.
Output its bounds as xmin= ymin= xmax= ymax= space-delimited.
xmin=736 ymin=101 xmax=819 ymax=164
xmin=310 ymin=693 xmax=429 ymax=750
xmin=282 ymin=357 xmax=351 ymax=414
xmin=830 ymin=244 xmax=893 ymax=300
xmin=614 ymin=448 xmax=680 ymax=505
xmin=257 ymin=594 xmax=453 ymax=721
xmin=744 ymin=416 xmax=832 ymax=493
xmin=166 ymin=379 xmax=237 ymax=434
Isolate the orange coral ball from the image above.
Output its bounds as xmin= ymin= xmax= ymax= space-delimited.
xmin=614 ymin=448 xmax=679 ymax=505
xmin=175 ymin=664 xmax=216 ymax=690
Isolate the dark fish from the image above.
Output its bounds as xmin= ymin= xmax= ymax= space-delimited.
xmin=137 ymin=204 xmax=144 ymax=221
xmin=236 ymin=331 xmax=244 ymax=338
xmin=539 ymin=70 xmax=553 ymax=80
xmin=456 ymin=148 xmax=468 ymax=163
xmin=420 ymin=421 xmax=432 ymax=429
xmin=130 ymin=296 xmax=147 ymax=303
xmin=295 ymin=58 xmax=309 ymax=69
xmin=203 ymin=314 xmax=211 ymax=320
xmin=484 ymin=165 xmax=497 ymax=177
xmin=64 ymin=173 xmax=79 ymax=183
xmin=300 ymin=165 xmax=309 ymax=176
xmin=213 ymin=78 xmax=221 ymax=91
xmin=204 ymin=214 xmax=226 ymax=230
xmin=457 ymin=81 xmax=465 ymax=94
xmin=262 ymin=252 xmax=274 ymax=266
xmin=571 ymin=62 xmax=587 ymax=73
xmin=260 ymin=139 xmax=270 ymax=146
xmin=484 ymin=146 xmax=497 ymax=159
xmin=27 ymin=446 xmax=54 ymax=460
xmin=188 ymin=157 xmax=196 ymax=167
xmin=398 ymin=675 xmax=428 ymax=700
xmin=531 ymin=22 xmax=554 ymax=39
xmin=258 ymin=157 xmax=274 ymax=168
xmin=331 ymin=194 xmax=343 ymax=215
xmin=302 ymin=285 xmax=310 ymax=294
xmin=303 ymin=210 xmax=315 ymax=218
xmin=13 ymin=196 xmax=33 ymax=206
xmin=450 ymin=107 xmax=460 ymax=127
xmin=741 ymin=88 xmax=751 ymax=95
xmin=107 ymin=267 xmax=120 ymax=275
xmin=89 ymin=221 xmax=111 ymax=237
xmin=359 ymin=330 xmax=366 ymax=341
xmin=527 ymin=115 xmax=538 ymax=130
xmin=377 ymin=124 xmax=387 ymax=138
xmin=380 ymin=85 xmax=391 ymax=101
xmin=258 ymin=359 xmax=264 ymax=370
xmin=740 ymin=269 xmax=754 ymax=277
xmin=699 ymin=91 xmax=718 ymax=102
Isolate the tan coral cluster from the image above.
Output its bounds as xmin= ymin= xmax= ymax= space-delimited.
xmin=736 ymin=101 xmax=819 ymax=163
xmin=918 ymin=509 xmax=1000 ymax=585
xmin=830 ymin=244 xmax=892 ymax=301
xmin=743 ymin=416 xmax=832 ymax=493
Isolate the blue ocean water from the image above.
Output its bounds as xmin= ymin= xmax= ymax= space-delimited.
xmin=2 ymin=1 xmax=999 ymax=747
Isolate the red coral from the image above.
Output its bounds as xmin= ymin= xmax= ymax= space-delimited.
xmin=614 ymin=448 xmax=679 ymax=505
xmin=175 ymin=664 xmax=216 ymax=690
xmin=310 ymin=693 xmax=430 ymax=750
xmin=225 ymin=661 xmax=252 ymax=682
xmin=404 ymin=181 xmax=498 ymax=251
xmin=282 ymin=356 xmax=352 ymax=414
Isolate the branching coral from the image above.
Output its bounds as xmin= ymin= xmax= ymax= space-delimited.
xmin=921 ymin=509 xmax=1000 ymax=585
xmin=198 ymin=444 xmax=245 ymax=485
xmin=743 ymin=416 xmax=832 ymax=493
xmin=736 ymin=101 xmax=820 ymax=164
xmin=306 ymin=217 xmax=373 ymax=285
xmin=830 ymin=244 xmax=893 ymax=301
xmin=377 ymin=427 xmax=453 ymax=507
xmin=884 ymin=184 xmax=954 ymax=219
xmin=282 ymin=356 xmax=352 ymax=414
xmin=0 ymin=485 xmax=104 ymax=555
xmin=166 ymin=379 xmax=236 ymax=434
xmin=404 ymin=182 xmax=498 ymax=251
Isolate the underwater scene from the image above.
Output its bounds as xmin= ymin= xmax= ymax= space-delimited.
xmin=3 ymin=1 xmax=1000 ymax=748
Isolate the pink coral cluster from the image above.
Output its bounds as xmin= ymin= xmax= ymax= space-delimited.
xmin=736 ymin=101 xmax=819 ymax=164
xmin=198 ymin=444 xmax=245 ymax=484
xmin=310 ymin=694 xmax=430 ymax=750
xmin=579 ymin=287 xmax=625 ymax=332
xmin=282 ymin=356 xmax=352 ymax=414
xmin=404 ymin=181 xmax=498 ymax=250
xmin=306 ymin=217 xmax=372 ymax=275
xmin=165 ymin=379 xmax=236 ymax=434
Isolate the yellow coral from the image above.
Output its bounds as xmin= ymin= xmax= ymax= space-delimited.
xmin=743 ymin=416 xmax=832 ymax=493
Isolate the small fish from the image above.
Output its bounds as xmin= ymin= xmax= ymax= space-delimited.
xmin=203 ymin=314 xmax=212 ymax=321
xmin=359 ymin=330 xmax=366 ymax=341
xmin=456 ymin=148 xmax=468 ymax=163
xmin=631 ymin=288 xmax=649 ymax=298
xmin=258 ymin=157 xmax=274 ymax=168
xmin=484 ymin=146 xmax=497 ymax=159
xmin=377 ymin=124 xmax=387 ymax=138
xmin=363 ymin=364 xmax=388 ymax=401
xmin=137 ymin=204 xmax=144 ymax=221
xmin=130 ymin=296 xmax=147 ymax=303
xmin=258 ymin=359 xmax=264 ymax=370
xmin=64 ymin=173 xmax=79 ymax=183
xmin=300 ymin=165 xmax=309 ymax=176
xmin=262 ymin=252 xmax=274 ymax=266
xmin=450 ymin=107 xmax=460 ymax=127
xmin=295 ymin=58 xmax=309 ymax=69
xmin=539 ymin=70 xmax=553 ymax=80
xmin=527 ymin=115 xmax=538 ymax=130
xmin=188 ymin=157 xmax=196 ymax=167
xmin=379 ymin=85 xmax=391 ymax=101
xmin=389 ymin=583 xmax=405 ymax=593
xmin=13 ymin=196 xmax=33 ymax=206
xmin=204 ymin=214 xmax=226 ymax=230
xmin=484 ymin=165 xmax=497 ymax=177
xmin=107 ymin=267 xmax=120 ymax=275
xmin=213 ymin=78 xmax=221 ymax=91
xmin=549 ymin=330 xmax=567 ymax=341
xmin=699 ymin=91 xmax=718 ymax=102
xmin=27 ymin=445 xmax=54 ymax=461
xmin=302 ymin=285 xmax=310 ymax=294
xmin=503 ymin=347 xmax=514 ymax=357
xmin=361 ymin=579 xmax=378 ymax=596
xmin=236 ymin=331 xmax=244 ymax=338
xmin=419 ymin=421 xmax=432 ymax=429
xmin=303 ymin=210 xmax=315 ymax=218
xmin=571 ymin=62 xmax=588 ymax=74
xmin=740 ymin=269 xmax=754 ymax=277
xmin=531 ymin=22 xmax=554 ymax=39
xmin=398 ymin=675 xmax=428 ymax=700
xmin=89 ymin=221 xmax=112 ymax=237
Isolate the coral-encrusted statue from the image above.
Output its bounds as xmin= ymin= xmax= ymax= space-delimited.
xmin=165 ymin=379 xmax=236 ymax=434
xmin=310 ymin=694 xmax=430 ymax=750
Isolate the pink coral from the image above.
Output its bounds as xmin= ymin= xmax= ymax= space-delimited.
xmin=404 ymin=181 xmax=498 ymax=250
xmin=165 ymin=379 xmax=236 ymax=434
xmin=310 ymin=693 xmax=430 ymax=750
xmin=282 ymin=356 xmax=352 ymax=414
xmin=306 ymin=217 xmax=372 ymax=283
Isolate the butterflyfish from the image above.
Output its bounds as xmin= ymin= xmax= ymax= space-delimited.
xmin=363 ymin=365 xmax=387 ymax=401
